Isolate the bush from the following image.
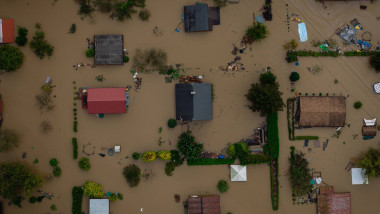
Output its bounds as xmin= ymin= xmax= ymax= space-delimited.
xmin=370 ymin=53 xmax=380 ymax=72
xmin=53 ymin=166 xmax=62 ymax=177
xmin=29 ymin=196 xmax=37 ymax=203
xmin=132 ymin=48 xmax=168 ymax=72
xmin=214 ymin=0 xmax=227 ymax=7
xmin=72 ymin=186 xmax=84 ymax=214
xmin=70 ymin=24 xmax=77 ymax=34
xmin=142 ymin=151 xmax=156 ymax=162
xmin=270 ymin=158 xmax=279 ymax=210
xmin=286 ymin=51 xmax=298 ymax=63
xmin=50 ymin=204 xmax=57 ymax=211
xmin=50 ymin=158 xmax=58 ymax=167
xmin=167 ymin=119 xmax=177 ymax=128
xmin=165 ymin=161 xmax=175 ymax=176
xmin=77 ymin=0 xmax=94 ymax=16
xmin=132 ymin=152 xmax=140 ymax=160
xmin=177 ymin=131 xmax=203 ymax=160
xmin=138 ymin=9 xmax=150 ymax=21
xmin=289 ymin=148 xmax=312 ymax=196
xmin=357 ymin=148 xmax=380 ymax=178
xmin=217 ymin=180 xmax=229 ymax=193
xmin=354 ymin=101 xmax=362 ymax=109
xmin=40 ymin=120 xmax=52 ymax=133
xmin=79 ymin=157 xmax=91 ymax=170
xmin=37 ymin=196 xmax=44 ymax=202
xmin=187 ymin=158 xmax=235 ymax=166
xmin=15 ymin=27 xmax=28 ymax=46
xmin=86 ymin=48 xmax=95 ymax=57
xmin=289 ymin=72 xmax=300 ymax=82
xmin=244 ymin=23 xmax=268 ymax=44
xmin=0 ymin=129 xmax=20 ymax=152
xmin=283 ymin=39 xmax=298 ymax=50
xmin=29 ymin=23 xmax=54 ymax=59
xmin=157 ymin=150 xmax=171 ymax=160
xmin=267 ymin=113 xmax=279 ymax=159
xmin=123 ymin=55 xmax=129 ymax=63
xmin=234 ymin=143 xmax=270 ymax=165
xmin=83 ymin=181 xmax=104 ymax=199
xmin=294 ymin=136 xmax=319 ymax=140
xmin=108 ymin=193 xmax=118 ymax=202
xmin=118 ymin=192 xmax=123 ymax=200
xmin=123 ymin=164 xmax=141 ymax=187
xmin=227 ymin=143 xmax=248 ymax=158
xmin=0 ymin=45 xmax=24 ymax=71
xmin=170 ymin=150 xmax=184 ymax=166
xmin=72 ymin=138 xmax=78 ymax=159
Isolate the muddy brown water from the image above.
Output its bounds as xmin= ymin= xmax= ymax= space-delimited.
xmin=0 ymin=0 xmax=380 ymax=213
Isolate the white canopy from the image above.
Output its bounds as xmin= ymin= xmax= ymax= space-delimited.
xmin=364 ymin=118 xmax=376 ymax=126
xmin=89 ymin=199 xmax=109 ymax=214
xmin=351 ymin=168 xmax=368 ymax=185
xmin=230 ymin=165 xmax=247 ymax=182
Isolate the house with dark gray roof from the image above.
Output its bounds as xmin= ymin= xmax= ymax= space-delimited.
xmin=184 ymin=4 xmax=220 ymax=32
xmin=175 ymin=83 xmax=213 ymax=121
xmin=94 ymin=35 xmax=124 ymax=65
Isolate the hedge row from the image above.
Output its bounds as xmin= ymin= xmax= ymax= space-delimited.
xmin=267 ymin=113 xmax=279 ymax=159
xmin=187 ymin=158 xmax=235 ymax=166
xmin=270 ymin=158 xmax=279 ymax=210
xmin=344 ymin=51 xmax=379 ymax=56
xmin=294 ymin=136 xmax=319 ymax=140
xmin=286 ymin=50 xmax=379 ymax=63
xmin=235 ymin=143 xmax=270 ymax=165
xmin=72 ymin=138 xmax=78 ymax=159
xmin=72 ymin=186 xmax=83 ymax=214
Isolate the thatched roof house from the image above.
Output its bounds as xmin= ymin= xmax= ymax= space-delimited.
xmin=299 ymin=96 xmax=346 ymax=127
xmin=187 ymin=195 xmax=220 ymax=214
xmin=317 ymin=186 xmax=350 ymax=214
xmin=362 ymin=126 xmax=377 ymax=137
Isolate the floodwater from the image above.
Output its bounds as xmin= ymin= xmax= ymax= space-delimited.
xmin=0 ymin=0 xmax=380 ymax=213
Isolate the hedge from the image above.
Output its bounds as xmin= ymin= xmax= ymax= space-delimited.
xmin=235 ymin=143 xmax=269 ymax=165
xmin=294 ymin=136 xmax=319 ymax=140
xmin=72 ymin=138 xmax=78 ymax=159
xmin=267 ymin=113 xmax=279 ymax=159
xmin=187 ymin=158 xmax=235 ymax=166
xmin=286 ymin=50 xmax=379 ymax=63
xmin=270 ymin=158 xmax=279 ymax=210
xmin=344 ymin=51 xmax=378 ymax=56
xmin=72 ymin=186 xmax=84 ymax=214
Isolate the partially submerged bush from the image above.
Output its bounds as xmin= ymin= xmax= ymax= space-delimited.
xmin=165 ymin=162 xmax=175 ymax=176
xmin=132 ymin=48 xmax=168 ymax=72
xmin=357 ymin=148 xmax=380 ymax=178
xmin=167 ymin=119 xmax=177 ymax=128
xmin=72 ymin=186 xmax=84 ymax=214
xmin=79 ymin=157 xmax=91 ymax=170
xmin=69 ymin=23 xmax=77 ymax=34
xmin=217 ymin=180 xmax=229 ymax=193
xmin=243 ymin=23 xmax=269 ymax=44
xmin=0 ymin=129 xmax=20 ymax=152
xmin=289 ymin=72 xmax=300 ymax=82
xmin=50 ymin=158 xmax=58 ymax=167
xmin=138 ymin=9 xmax=150 ymax=21
xmin=15 ymin=27 xmax=28 ymax=46
xmin=354 ymin=101 xmax=362 ymax=109
xmin=286 ymin=51 xmax=298 ymax=63
xmin=157 ymin=150 xmax=171 ymax=160
xmin=123 ymin=164 xmax=141 ymax=187
xmin=0 ymin=45 xmax=24 ymax=71
xmin=40 ymin=120 xmax=52 ymax=134
xmin=177 ymin=131 xmax=203 ymax=160
xmin=86 ymin=48 xmax=95 ymax=57
xmin=214 ymin=0 xmax=227 ymax=8
xmin=132 ymin=152 xmax=140 ymax=160
xmin=83 ymin=181 xmax=104 ymax=198
xmin=283 ymin=39 xmax=298 ymax=50
xmin=72 ymin=138 xmax=78 ymax=159
xmin=142 ymin=151 xmax=156 ymax=162
xmin=123 ymin=55 xmax=129 ymax=63
xmin=77 ymin=0 xmax=94 ymax=16
xmin=53 ymin=166 xmax=62 ymax=177
xmin=370 ymin=52 xmax=380 ymax=72
xmin=29 ymin=23 xmax=54 ymax=59
xmin=289 ymin=148 xmax=312 ymax=197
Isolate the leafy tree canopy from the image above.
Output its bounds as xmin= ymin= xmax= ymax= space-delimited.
xmin=177 ymin=131 xmax=203 ymax=160
xmin=358 ymin=148 xmax=380 ymax=178
xmin=0 ymin=45 xmax=24 ymax=72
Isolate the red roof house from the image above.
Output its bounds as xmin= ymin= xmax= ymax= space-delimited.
xmin=0 ymin=19 xmax=15 ymax=43
xmin=317 ymin=186 xmax=351 ymax=214
xmin=87 ymin=88 xmax=126 ymax=114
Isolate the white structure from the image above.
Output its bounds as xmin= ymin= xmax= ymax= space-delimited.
xmin=351 ymin=168 xmax=369 ymax=185
xmin=373 ymin=83 xmax=380 ymax=94
xmin=89 ymin=199 xmax=109 ymax=214
xmin=364 ymin=118 xmax=376 ymax=126
xmin=114 ymin=146 xmax=120 ymax=153
xmin=230 ymin=165 xmax=247 ymax=182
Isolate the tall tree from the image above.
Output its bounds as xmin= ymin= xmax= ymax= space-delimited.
xmin=358 ymin=148 xmax=380 ymax=178
xmin=177 ymin=131 xmax=203 ymax=160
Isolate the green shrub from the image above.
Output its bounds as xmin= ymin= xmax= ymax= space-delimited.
xmin=118 ymin=192 xmax=123 ymax=200
xmin=108 ymin=193 xmax=118 ymax=202
xmin=72 ymin=186 xmax=84 ymax=214
xmin=227 ymin=143 xmax=248 ymax=158
xmin=142 ymin=151 xmax=156 ymax=162
xmin=157 ymin=150 xmax=171 ymax=160
xmin=83 ymin=181 xmax=104 ymax=199
xmin=79 ymin=157 xmax=91 ymax=170
xmin=283 ymin=39 xmax=298 ymax=50
xmin=53 ymin=166 xmax=62 ymax=177
xmin=72 ymin=138 xmax=78 ymax=159
xmin=354 ymin=101 xmax=362 ymax=109
xmin=214 ymin=0 xmax=227 ymax=7
xmin=358 ymin=148 xmax=380 ymax=178
xmin=50 ymin=204 xmax=57 ymax=211
xmin=132 ymin=152 xmax=140 ymax=160
xmin=294 ymin=136 xmax=319 ymax=140
xmin=187 ymin=158 xmax=234 ymax=166
xmin=170 ymin=150 xmax=183 ymax=166
xmin=165 ymin=161 xmax=175 ymax=176
xmin=267 ymin=113 xmax=279 ymax=159
xmin=217 ymin=180 xmax=229 ymax=193
xmin=138 ymin=9 xmax=150 ymax=21
xmin=33 ymin=158 xmax=39 ymax=164
xmin=37 ymin=196 xmax=44 ymax=202
xmin=270 ymin=158 xmax=279 ymax=210
xmin=167 ymin=119 xmax=177 ymax=128
xmin=244 ymin=23 xmax=268 ymax=44
xmin=70 ymin=23 xmax=76 ymax=34
xmin=50 ymin=158 xmax=58 ymax=167
xmin=289 ymin=72 xmax=300 ymax=82
xmin=286 ymin=51 xmax=298 ymax=63
xmin=15 ymin=27 xmax=28 ymax=46
xmin=289 ymin=148 xmax=312 ymax=196
xmin=29 ymin=23 xmax=54 ymax=59
xmin=177 ymin=131 xmax=203 ymax=160
xmin=123 ymin=164 xmax=141 ymax=187
xmin=86 ymin=48 xmax=95 ymax=57
xmin=29 ymin=196 xmax=37 ymax=203
xmin=77 ymin=0 xmax=94 ymax=16
xmin=0 ymin=45 xmax=24 ymax=71
xmin=123 ymin=55 xmax=129 ymax=63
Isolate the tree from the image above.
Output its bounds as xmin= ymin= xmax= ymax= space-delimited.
xmin=15 ymin=27 xmax=28 ymax=46
xmin=29 ymin=23 xmax=54 ymax=59
xmin=111 ymin=1 xmax=137 ymax=21
xmin=141 ymin=151 xmax=156 ymax=162
xmin=177 ymin=131 xmax=203 ymax=160
xmin=123 ymin=164 xmax=141 ymax=187
xmin=0 ymin=161 xmax=43 ymax=200
xmin=0 ymin=45 xmax=24 ymax=72
xmin=246 ymin=72 xmax=285 ymax=116
xmin=244 ymin=23 xmax=269 ymax=44
xmin=289 ymin=147 xmax=312 ymax=196
xmin=358 ymin=148 xmax=380 ymax=178
xmin=289 ymin=72 xmax=300 ymax=82
xmin=217 ymin=180 xmax=229 ymax=193
xmin=0 ymin=129 xmax=20 ymax=152
xmin=260 ymin=71 xmax=277 ymax=85
xmin=83 ymin=181 xmax=104 ymax=198
xmin=77 ymin=0 xmax=94 ymax=16
xmin=49 ymin=158 xmax=58 ymax=167
xmin=167 ymin=119 xmax=177 ymax=128
xmin=79 ymin=157 xmax=91 ymax=170
xmin=354 ymin=101 xmax=362 ymax=109
xmin=370 ymin=52 xmax=380 ymax=72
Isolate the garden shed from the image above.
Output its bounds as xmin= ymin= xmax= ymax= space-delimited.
xmin=184 ymin=4 xmax=220 ymax=32
xmin=187 ymin=195 xmax=221 ymax=214
xmin=317 ymin=186 xmax=351 ymax=214
xmin=86 ymin=88 xmax=127 ymax=114
xmin=0 ymin=19 xmax=15 ymax=43
xmin=298 ymin=96 xmax=346 ymax=127
xmin=230 ymin=165 xmax=247 ymax=182
xmin=175 ymin=83 xmax=213 ymax=121
xmin=89 ymin=199 xmax=109 ymax=214
xmin=94 ymin=35 xmax=124 ymax=65
xmin=351 ymin=168 xmax=369 ymax=185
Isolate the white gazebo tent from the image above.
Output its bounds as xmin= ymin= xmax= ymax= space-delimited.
xmin=230 ymin=165 xmax=247 ymax=182
xmin=364 ymin=118 xmax=376 ymax=126
xmin=89 ymin=199 xmax=109 ymax=214
xmin=351 ymin=168 xmax=369 ymax=185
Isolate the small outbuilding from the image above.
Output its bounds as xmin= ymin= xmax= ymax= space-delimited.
xmin=230 ymin=165 xmax=247 ymax=182
xmin=184 ymin=4 xmax=220 ymax=32
xmin=94 ymin=35 xmax=124 ymax=65
xmin=362 ymin=126 xmax=376 ymax=137
xmin=89 ymin=199 xmax=109 ymax=214
xmin=86 ymin=88 xmax=127 ymax=114
xmin=317 ymin=186 xmax=351 ymax=214
xmin=175 ymin=83 xmax=213 ymax=121
xmin=351 ymin=168 xmax=369 ymax=185
xmin=298 ymin=96 xmax=346 ymax=127
xmin=187 ymin=195 xmax=221 ymax=214
xmin=0 ymin=19 xmax=15 ymax=43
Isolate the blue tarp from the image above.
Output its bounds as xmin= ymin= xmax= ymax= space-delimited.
xmin=298 ymin=23 xmax=308 ymax=42
xmin=255 ymin=15 xmax=265 ymax=24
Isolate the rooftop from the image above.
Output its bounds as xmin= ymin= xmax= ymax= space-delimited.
xmin=317 ymin=186 xmax=351 ymax=214
xmin=187 ymin=195 xmax=221 ymax=214
xmin=94 ymin=35 xmax=124 ymax=65
xmin=87 ymin=88 xmax=126 ymax=114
